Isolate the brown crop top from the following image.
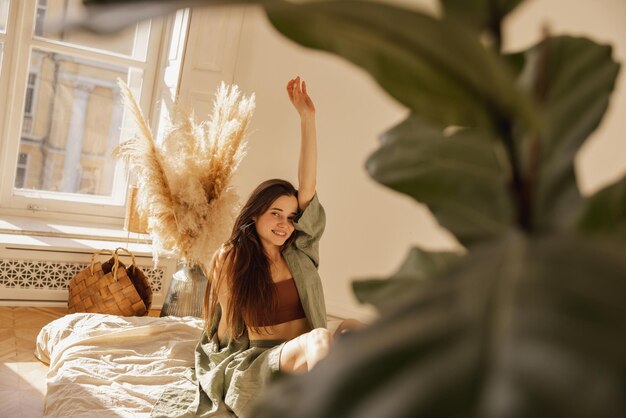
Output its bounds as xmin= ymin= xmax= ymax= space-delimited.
xmin=253 ymin=278 xmax=306 ymax=327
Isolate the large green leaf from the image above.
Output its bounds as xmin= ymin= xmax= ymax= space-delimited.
xmin=254 ymin=232 xmax=626 ymax=417
xmin=510 ymin=36 xmax=620 ymax=231
xmin=367 ymin=115 xmax=514 ymax=246
xmin=265 ymin=0 xmax=539 ymax=133
xmin=75 ymin=1 xmax=296 ymax=34
xmin=353 ymin=247 xmax=463 ymax=313
xmin=576 ymin=175 xmax=626 ymax=239
xmin=442 ymin=0 xmax=524 ymax=32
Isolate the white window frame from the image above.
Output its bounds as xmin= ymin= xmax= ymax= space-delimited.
xmin=0 ymin=0 xmax=168 ymax=222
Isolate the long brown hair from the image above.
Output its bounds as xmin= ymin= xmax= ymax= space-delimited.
xmin=204 ymin=179 xmax=298 ymax=339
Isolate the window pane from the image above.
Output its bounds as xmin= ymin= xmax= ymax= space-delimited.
xmin=16 ymin=49 xmax=142 ymax=196
xmin=36 ymin=0 xmax=150 ymax=58
xmin=14 ymin=153 xmax=28 ymax=188
xmin=0 ymin=0 xmax=8 ymax=33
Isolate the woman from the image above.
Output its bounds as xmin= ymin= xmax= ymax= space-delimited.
xmin=191 ymin=77 xmax=346 ymax=418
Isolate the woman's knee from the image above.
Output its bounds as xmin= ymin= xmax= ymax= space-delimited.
xmin=306 ymin=328 xmax=333 ymax=353
xmin=334 ymin=318 xmax=365 ymax=337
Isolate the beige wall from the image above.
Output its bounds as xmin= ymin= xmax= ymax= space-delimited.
xmin=231 ymin=5 xmax=455 ymax=320
xmin=229 ymin=0 xmax=626 ymax=320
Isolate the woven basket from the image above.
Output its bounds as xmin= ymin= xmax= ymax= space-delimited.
xmin=68 ymin=248 xmax=153 ymax=316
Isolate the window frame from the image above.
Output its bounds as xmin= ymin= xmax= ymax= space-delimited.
xmin=0 ymin=0 xmax=167 ymax=222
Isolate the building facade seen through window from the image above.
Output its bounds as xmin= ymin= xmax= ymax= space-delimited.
xmin=17 ymin=49 xmax=127 ymax=195
xmin=5 ymin=0 xmax=154 ymax=201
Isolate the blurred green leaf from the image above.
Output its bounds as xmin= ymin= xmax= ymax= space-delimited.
xmin=266 ymin=0 xmax=539 ymax=132
xmin=442 ymin=0 xmax=524 ymax=32
xmin=511 ymin=36 xmax=620 ymax=230
xmin=576 ymin=175 xmax=626 ymax=239
xmin=69 ymin=1 xmax=277 ymax=33
xmin=353 ymin=247 xmax=463 ymax=313
xmin=255 ymin=232 xmax=626 ymax=417
xmin=367 ymin=115 xmax=514 ymax=246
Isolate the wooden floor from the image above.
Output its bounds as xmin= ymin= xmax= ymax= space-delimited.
xmin=0 ymin=306 xmax=161 ymax=418
xmin=0 ymin=307 xmax=66 ymax=418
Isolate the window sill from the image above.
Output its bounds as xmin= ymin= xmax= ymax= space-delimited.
xmin=0 ymin=214 xmax=157 ymax=256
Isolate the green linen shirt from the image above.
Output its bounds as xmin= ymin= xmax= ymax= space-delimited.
xmin=151 ymin=194 xmax=327 ymax=418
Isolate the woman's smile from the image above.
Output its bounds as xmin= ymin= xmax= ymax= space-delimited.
xmin=255 ymin=194 xmax=298 ymax=249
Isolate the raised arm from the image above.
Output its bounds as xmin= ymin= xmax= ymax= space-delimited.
xmin=287 ymin=76 xmax=317 ymax=210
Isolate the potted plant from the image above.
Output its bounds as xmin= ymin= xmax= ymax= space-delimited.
xmin=116 ymin=82 xmax=255 ymax=317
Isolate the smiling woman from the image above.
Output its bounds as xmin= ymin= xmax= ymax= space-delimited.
xmin=149 ymin=78 xmax=361 ymax=418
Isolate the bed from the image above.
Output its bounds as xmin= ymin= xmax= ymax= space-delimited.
xmin=35 ymin=313 xmax=205 ymax=418
xmin=35 ymin=313 xmax=344 ymax=417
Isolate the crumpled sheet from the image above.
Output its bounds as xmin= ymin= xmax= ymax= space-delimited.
xmin=35 ymin=313 xmax=204 ymax=418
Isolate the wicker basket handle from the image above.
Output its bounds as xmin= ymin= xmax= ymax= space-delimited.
xmin=89 ymin=249 xmax=117 ymax=276
xmin=115 ymin=247 xmax=138 ymax=271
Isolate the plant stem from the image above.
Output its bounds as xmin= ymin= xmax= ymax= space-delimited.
xmin=488 ymin=0 xmax=502 ymax=52
xmin=497 ymin=117 xmax=531 ymax=230
xmin=520 ymin=26 xmax=551 ymax=232
xmin=490 ymin=1 xmax=530 ymax=231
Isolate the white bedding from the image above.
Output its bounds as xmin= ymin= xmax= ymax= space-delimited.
xmin=35 ymin=313 xmax=204 ymax=418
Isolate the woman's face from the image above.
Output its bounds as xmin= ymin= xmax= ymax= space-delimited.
xmin=254 ymin=194 xmax=298 ymax=249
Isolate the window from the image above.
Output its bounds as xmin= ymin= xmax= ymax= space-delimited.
xmin=22 ymin=71 xmax=38 ymax=136
xmin=24 ymin=72 xmax=37 ymax=116
xmin=34 ymin=0 xmax=46 ymax=36
xmin=0 ymin=0 xmax=166 ymax=220
xmin=0 ymin=0 xmax=8 ymax=90
xmin=0 ymin=0 xmax=8 ymax=33
xmin=14 ymin=152 xmax=28 ymax=189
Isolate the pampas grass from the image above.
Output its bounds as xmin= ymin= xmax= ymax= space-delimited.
xmin=115 ymin=81 xmax=255 ymax=267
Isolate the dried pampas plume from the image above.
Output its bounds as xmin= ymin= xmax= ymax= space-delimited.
xmin=115 ymin=81 xmax=255 ymax=267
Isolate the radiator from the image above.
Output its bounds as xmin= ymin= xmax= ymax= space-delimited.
xmin=0 ymin=244 xmax=175 ymax=307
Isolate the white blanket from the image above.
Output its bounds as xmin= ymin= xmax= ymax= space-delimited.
xmin=35 ymin=313 xmax=204 ymax=418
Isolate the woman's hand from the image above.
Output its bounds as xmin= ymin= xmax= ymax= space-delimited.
xmin=287 ymin=76 xmax=315 ymax=119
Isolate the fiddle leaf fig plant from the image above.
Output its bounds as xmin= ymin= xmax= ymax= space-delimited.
xmin=364 ymin=116 xmax=514 ymax=246
xmin=352 ymin=246 xmax=463 ymax=314
xmin=76 ymin=0 xmax=625 ymax=416
xmin=441 ymin=0 xmax=524 ymax=38
xmin=506 ymin=36 xmax=620 ymax=232
xmin=576 ymin=176 xmax=626 ymax=238
xmin=259 ymin=2 xmax=626 ymax=417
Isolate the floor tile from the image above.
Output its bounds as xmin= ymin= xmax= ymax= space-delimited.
xmin=0 ymin=329 xmax=17 ymax=362
xmin=13 ymin=307 xmax=66 ymax=329
xmin=15 ymin=328 xmax=40 ymax=362
xmin=19 ymin=389 xmax=45 ymax=418
xmin=0 ymin=307 xmax=65 ymax=417
xmin=0 ymin=389 xmax=22 ymax=417
xmin=16 ymin=361 xmax=48 ymax=393
xmin=0 ymin=307 xmax=15 ymax=328
xmin=0 ymin=362 xmax=20 ymax=390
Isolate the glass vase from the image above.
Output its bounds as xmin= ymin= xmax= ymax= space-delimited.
xmin=160 ymin=263 xmax=207 ymax=318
